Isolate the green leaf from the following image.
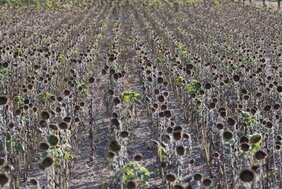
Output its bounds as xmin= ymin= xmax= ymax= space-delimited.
xmin=140 ymin=166 xmax=150 ymax=176
xmin=180 ymin=50 xmax=188 ymax=58
xmin=0 ymin=68 xmax=9 ymax=75
xmin=187 ymin=80 xmax=201 ymax=95
xmin=158 ymin=147 xmax=168 ymax=161
xmin=64 ymin=152 xmax=69 ymax=160
xmin=46 ymin=92 xmax=54 ymax=97
xmin=241 ymin=111 xmax=256 ymax=127
xmin=54 ymin=159 xmax=61 ymax=167
xmin=122 ymin=91 xmax=142 ymax=104
xmin=14 ymin=96 xmax=24 ymax=106
xmin=121 ymin=161 xmax=150 ymax=185
xmin=176 ymin=76 xmax=185 ymax=85
xmin=36 ymin=92 xmax=54 ymax=102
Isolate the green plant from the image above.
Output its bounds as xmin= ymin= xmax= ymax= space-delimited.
xmin=41 ymin=142 xmax=74 ymax=168
xmin=36 ymin=92 xmax=55 ymax=102
xmin=120 ymin=161 xmax=150 ymax=187
xmin=121 ymin=91 xmax=142 ymax=104
xmin=0 ymin=68 xmax=9 ymax=75
xmin=177 ymin=42 xmax=185 ymax=50
xmin=187 ymin=80 xmax=201 ymax=95
xmin=176 ymin=76 xmax=185 ymax=85
xmin=241 ymin=111 xmax=256 ymax=127
xmin=59 ymin=54 xmax=67 ymax=63
xmin=250 ymin=133 xmax=263 ymax=153
xmin=158 ymin=146 xmax=168 ymax=161
xmin=180 ymin=50 xmax=188 ymax=59
xmin=14 ymin=96 xmax=24 ymax=106
xmin=176 ymin=41 xmax=188 ymax=59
